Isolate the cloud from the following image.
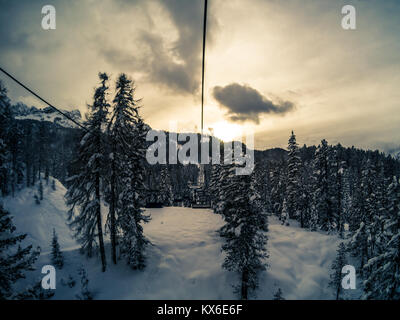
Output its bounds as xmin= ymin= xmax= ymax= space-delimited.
xmin=212 ymin=83 xmax=295 ymax=124
xmin=139 ymin=30 xmax=199 ymax=94
xmin=95 ymin=0 xmax=217 ymax=95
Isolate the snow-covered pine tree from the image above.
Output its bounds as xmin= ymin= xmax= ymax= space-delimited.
xmin=332 ymin=146 xmax=347 ymax=237
xmin=298 ymin=158 xmax=313 ymax=229
xmin=51 ymin=228 xmax=64 ymax=269
xmin=362 ymin=176 xmax=400 ymax=300
xmin=76 ymin=266 xmax=92 ymax=300
xmin=0 ymin=82 xmax=24 ymax=197
xmin=367 ymin=161 xmax=387 ymax=256
xmin=209 ymin=163 xmax=222 ymax=213
xmin=38 ymin=178 xmax=43 ymax=201
xmin=159 ymin=166 xmax=173 ymax=206
xmin=5 ymin=118 xmax=24 ymax=198
xmin=0 ymin=81 xmax=11 ymax=197
xmin=219 ymin=162 xmax=269 ymax=300
xmin=0 ymin=139 xmax=9 ymax=197
xmin=349 ymin=158 xmax=382 ymax=275
xmin=311 ymin=139 xmax=335 ymax=232
xmin=339 ymin=165 xmax=352 ymax=238
xmin=269 ymin=161 xmax=286 ymax=217
xmin=280 ymin=198 xmax=290 ymax=226
xmin=273 ymin=288 xmax=285 ymax=300
xmin=0 ymin=204 xmax=40 ymax=299
xmin=109 ymin=74 xmax=150 ymax=269
xmin=251 ymin=162 xmax=272 ymax=215
xmin=286 ymin=131 xmax=303 ymax=224
xmin=65 ymin=73 xmax=110 ymax=272
xmin=329 ymin=242 xmax=347 ymax=300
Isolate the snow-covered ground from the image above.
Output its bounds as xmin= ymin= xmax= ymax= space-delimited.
xmin=2 ymin=180 xmax=360 ymax=299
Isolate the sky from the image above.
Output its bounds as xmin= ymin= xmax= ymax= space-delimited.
xmin=0 ymin=0 xmax=399 ymax=152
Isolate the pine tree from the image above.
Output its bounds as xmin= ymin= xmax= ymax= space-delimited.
xmin=0 ymin=204 xmax=40 ymax=299
xmin=251 ymin=162 xmax=271 ymax=215
xmin=280 ymin=198 xmax=290 ymax=226
xmin=311 ymin=139 xmax=335 ymax=232
xmin=51 ymin=229 xmax=64 ymax=269
xmin=339 ymin=166 xmax=352 ymax=238
xmin=349 ymin=158 xmax=383 ymax=274
xmin=362 ymin=176 xmax=400 ymax=300
xmin=159 ymin=166 xmax=173 ymax=206
xmin=286 ymin=131 xmax=303 ymax=224
xmin=270 ymin=160 xmax=287 ymax=217
xmin=219 ymin=163 xmax=269 ymax=299
xmin=76 ymin=266 xmax=92 ymax=300
xmin=273 ymin=288 xmax=285 ymax=300
xmin=0 ymin=81 xmax=11 ymax=197
xmin=6 ymin=120 xmax=24 ymax=198
xmin=109 ymin=74 xmax=150 ymax=269
xmin=209 ymin=163 xmax=222 ymax=213
xmin=38 ymin=178 xmax=43 ymax=201
xmin=0 ymin=139 xmax=9 ymax=197
xmin=65 ymin=73 xmax=110 ymax=272
xmin=329 ymin=242 xmax=347 ymax=300
xmin=299 ymin=159 xmax=313 ymax=229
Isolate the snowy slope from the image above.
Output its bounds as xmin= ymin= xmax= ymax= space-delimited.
xmin=3 ymin=181 xmax=360 ymax=299
xmin=2 ymin=179 xmax=77 ymax=253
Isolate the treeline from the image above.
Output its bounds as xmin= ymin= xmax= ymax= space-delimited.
xmin=209 ymin=131 xmax=400 ymax=299
xmin=0 ymin=82 xmax=81 ymax=197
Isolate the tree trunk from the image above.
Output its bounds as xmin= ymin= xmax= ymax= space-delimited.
xmin=109 ymin=140 xmax=117 ymax=265
xmin=336 ymin=284 xmax=340 ymax=300
xmin=110 ymin=159 xmax=117 ymax=264
xmin=241 ymin=268 xmax=249 ymax=300
xmin=96 ymin=172 xmax=107 ymax=272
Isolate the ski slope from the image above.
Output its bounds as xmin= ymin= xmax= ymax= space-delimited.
xmin=2 ymin=180 xmax=359 ymax=299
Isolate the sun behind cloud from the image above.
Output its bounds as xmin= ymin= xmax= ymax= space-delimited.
xmin=211 ymin=121 xmax=243 ymax=142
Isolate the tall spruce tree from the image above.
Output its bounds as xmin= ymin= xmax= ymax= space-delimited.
xmin=0 ymin=139 xmax=9 ymax=197
xmin=349 ymin=158 xmax=381 ymax=274
xmin=210 ymin=163 xmax=222 ymax=213
xmin=51 ymin=229 xmax=64 ymax=269
xmin=109 ymin=74 xmax=150 ymax=269
xmin=0 ymin=204 xmax=40 ymax=299
xmin=362 ymin=176 xmax=400 ymax=300
xmin=311 ymin=139 xmax=335 ymax=232
xmin=0 ymin=81 xmax=11 ymax=196
xmin=329 ymin=242 xmax=347 ymax=300
xmin=65 ymin=73 xmax=110 ymax=272
xmin=280 ymin=198 xmax=290 ymax=226
xmin=159 ymin=166 xmax=173 ymax=206
xmin=286 ymin=131 xmax=303 ymax=224
xmin=218 ymin=163 xmax=269 ymax=299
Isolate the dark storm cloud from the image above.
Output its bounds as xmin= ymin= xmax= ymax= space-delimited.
xmin=0 ymin=0 xmax=216 ymax=96
xmin=142 ymin=0 xmax=218 ymax=94
xmin=96 ymin=0 xmax=216 ymax=95
xmin=212 ymin=83 xmax=295 ymax=124
xmin=139 ymin=30 xmax=198 ymax=94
